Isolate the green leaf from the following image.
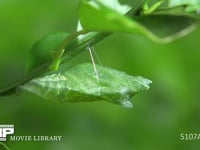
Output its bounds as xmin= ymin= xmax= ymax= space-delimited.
xmin=169 ymin=0 xmax=200 ymax=5
xmin=79 ymin=0 xmax=141 ymax=33
xmin=79 ymin=0 xmax=199 ymax=43
xmin=26 ymin=32 xmax=77 ymax=72
xmin=153 ymin=5 xmax=187 ymax=15
xmin=133 ymin=14 xmax=198 ymax=42
xmin=21 ymin=63 xmax=152 ymax=108
xmin=94 ymin=0 xmax=131 ymax=14
xmin=169 ymin=0 xmax=200 ymax=12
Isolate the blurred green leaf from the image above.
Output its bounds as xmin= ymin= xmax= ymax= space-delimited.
xmin=153 ymin=5 xmax=187 ymax=15
xmin=169 ymin=0 xmax=200 ymax=12
xmin=169 ymin=0 xmax=196 ymax=5
xmin=133 ymin=14 xmax=198 ymax=42
xmin=26 ymin=32 xmax=77 ymax=72
xmin=94 ymin=0 xmax=131 ymax=14
xmin=79 ymin=0 xmax=199 ymax=43
xmin=21 ymin=63 xmax=152 ymax=108
xmin=79 ymin=0 xmax=141 ymax=33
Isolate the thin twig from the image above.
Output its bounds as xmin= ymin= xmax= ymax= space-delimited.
xmin=0 ymin=142 xmax=11 ymax=150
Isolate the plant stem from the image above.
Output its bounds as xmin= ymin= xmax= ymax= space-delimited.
xmin=0 ymin=142 xmax=10 ymax=150
xmin=0 ymin=0 xmax=146 ymax=96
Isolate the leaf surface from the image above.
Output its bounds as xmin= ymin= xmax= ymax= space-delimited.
xmin=169 ymin=0 xmax=200 ymax=12
xmin=26 ymin=32 xmax=77 ymax=72
xmin=133 ymin=14 xmax=198 ymax=43
xmin=79 ymin=0 xmax=199 ymax=43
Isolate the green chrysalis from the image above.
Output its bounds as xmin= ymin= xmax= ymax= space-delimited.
xmin=22 ymin=63 xmax=152 ymax=108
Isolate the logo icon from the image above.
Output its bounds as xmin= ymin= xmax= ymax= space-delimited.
xmin=0 ymin=125 xmax=14 ymax=141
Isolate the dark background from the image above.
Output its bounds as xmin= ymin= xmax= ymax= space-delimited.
xmin=0 ymin=0 xmax=200 ymax=149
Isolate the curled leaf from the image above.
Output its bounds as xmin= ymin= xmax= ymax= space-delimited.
xmin=26 ymin=32 xmax=77 ymax=72
xmin=21 ymin=63 xmax=152 ymax=108
xmin=79 ymin=0 xmax=199 ymax=43
xmin=133 ymin=14 xmax=198 ymax=43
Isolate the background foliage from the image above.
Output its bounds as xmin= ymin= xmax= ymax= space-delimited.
xmin=0 ymin=0 xmax=200 ymax=149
